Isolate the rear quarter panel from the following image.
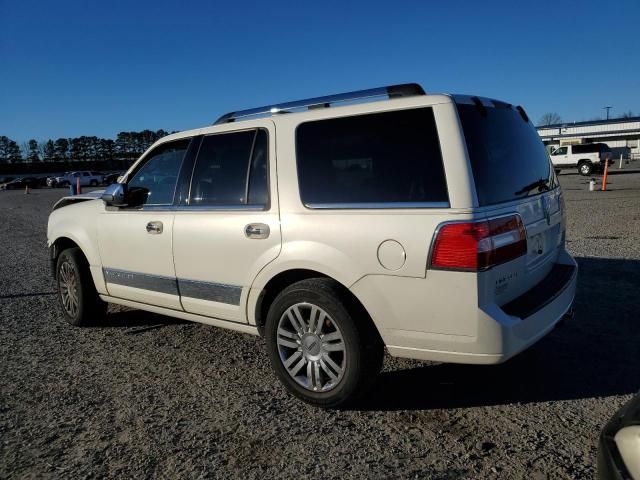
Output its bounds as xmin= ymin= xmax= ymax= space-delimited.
xmin=248 ymin=97 xmax=479 ymax=326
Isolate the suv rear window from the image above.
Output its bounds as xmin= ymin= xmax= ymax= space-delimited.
xmin=457 ymin=103 xmax=555 ymax=206
xmin=296 ymin=108 xmax=448 ymax=207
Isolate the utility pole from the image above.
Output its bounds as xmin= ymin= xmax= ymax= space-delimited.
xmin=603 ymin=106 xmax=612 ymax=120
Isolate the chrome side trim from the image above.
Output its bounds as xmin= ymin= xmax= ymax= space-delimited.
xmin=178 ymin=279 xmax=242 ymax=305
xmin=103 ymin=268 xmax=244 ymax=305
xmin=103 ymin=268 xmax=178 ymax=295
xmin=305 ymin=202 xmax=450 ymax=210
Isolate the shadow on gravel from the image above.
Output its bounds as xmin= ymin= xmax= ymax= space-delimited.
xmin=91 ymin=309 xmax=185 ymax=331
xmin=358 ymin=256 xmax=640 ymax=411
xmin=559 ymin=168 xmax=640 ymax=177
xmin=0 ymin=291 xmax=56 ymax=299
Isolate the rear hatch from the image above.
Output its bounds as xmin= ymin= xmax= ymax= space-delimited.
xmin=455 ymin=96 xmax=565 ymax=309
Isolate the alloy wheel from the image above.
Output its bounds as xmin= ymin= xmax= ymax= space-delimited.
xmin=276 ymin=303 xmax=346 ymax=392
xmin=59 ymin=261 xmax=79 ymax=318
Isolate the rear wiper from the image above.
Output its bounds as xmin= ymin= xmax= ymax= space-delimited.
xmin=515 ymin=178 xmax=550 ymax=196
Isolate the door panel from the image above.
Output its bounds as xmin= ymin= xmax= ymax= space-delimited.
xmin=173 ymin=211 xmax=281 ymax=321
xmin=98 ymin=211 xmax=181 ymax=309
xmin=172 ymin=121 xmax=280 ymax=323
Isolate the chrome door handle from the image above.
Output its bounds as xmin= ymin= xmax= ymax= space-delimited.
xmin=245 ymin=223 xmax=270 ymax=239
xmin=146 ymin=221 xmax=163 ymax=234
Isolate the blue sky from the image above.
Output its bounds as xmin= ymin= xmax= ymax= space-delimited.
xmin=1 ymin=0 xmax=639 ymax=143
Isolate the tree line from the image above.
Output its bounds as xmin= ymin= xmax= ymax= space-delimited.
xmin=0 ymin=130 xmax=172 ymax=164
xmin=538 ymin=110 xmax=636 ymax=127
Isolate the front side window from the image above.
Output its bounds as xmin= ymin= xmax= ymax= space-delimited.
xmin=552 ymin=147 xmax=568 ymax=155
xmin=127 ymin=139 xmax=190 ymax=206
xmin=189 ymin=129 xmax=268 ymax=207
xmin=295 ymin=108 xmax=448 ymax=207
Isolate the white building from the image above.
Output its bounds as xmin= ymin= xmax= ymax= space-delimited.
xmin=537 ymin=117 xmax=640 ymax=158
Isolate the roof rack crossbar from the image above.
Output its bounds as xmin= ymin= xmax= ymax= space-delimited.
xmin=213 ymin=83 xmax=425 ymax=125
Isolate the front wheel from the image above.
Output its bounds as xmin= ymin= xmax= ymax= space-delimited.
xmin=56 ymin=247 xmax=106 ymax=326
xmin=265 ymin=278 xmax=383 ymax=408
xmin=578 ymin=162 xmax=593 ymax=176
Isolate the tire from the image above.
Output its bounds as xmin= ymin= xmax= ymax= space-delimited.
xmin=56 ymin=247 xmax=106 ymax=326
xmin=90 ymin=180 xmax=98 ymax=187
xmin=265 ymin=278 xmax=383 ymax=408
xmin=578 ymin=161 xmax=592 ymax=176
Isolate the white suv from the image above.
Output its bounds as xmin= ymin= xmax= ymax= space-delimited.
xmin=550 ymin=143 xmax=613 ymax=175
xmin=47 ymin=84 xmax=577 ymax=407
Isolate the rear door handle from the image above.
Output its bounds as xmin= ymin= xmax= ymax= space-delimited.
xmin=245 ymin=223 xmax=270 ymax=239
xmin=146 ymin=221 xmax=163 ymax=234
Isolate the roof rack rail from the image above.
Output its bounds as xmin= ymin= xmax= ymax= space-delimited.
xmin=213 ymin=83 xmax=426 ymax=125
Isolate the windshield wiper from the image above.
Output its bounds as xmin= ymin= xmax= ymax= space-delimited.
xmin=515 ymin=178 xmax=550 ymax=196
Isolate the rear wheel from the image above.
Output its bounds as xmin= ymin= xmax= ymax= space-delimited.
xmin=89 ymin=180 xmax=98 ymax=186
xmin=56 ymin=247 xmax=106 ymax=326
xmin=578 ymin=161 xmax=593 ymax=176
xmin=265 ymin=278 xmax=383 ymax=408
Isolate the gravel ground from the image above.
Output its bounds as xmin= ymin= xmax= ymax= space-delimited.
xmin=1 ymin=170 xmax=639 ymax=479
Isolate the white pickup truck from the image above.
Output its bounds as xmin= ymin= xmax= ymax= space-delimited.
xmin=550 ymin=143 xmax=613 ymax=175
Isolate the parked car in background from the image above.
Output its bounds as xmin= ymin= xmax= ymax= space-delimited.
xmin=0 ymin=176 xmax=15 ymax=184
xmin=0 ymin=177 xmax=40 ymax=190
xmin=550 ymin=143 xmax=613 ymax=175
xmin=49 ymin=171 xmax=103 ymax=188
xmin=47 ymin=83 xmax=577 ymax=407
xmin=34 ymin=176 xmax=50 ymax=188
xmin=47 ymin=172 xmax=72 ymax=188
xmin=102 ymin=172 xmax=125 ymax=185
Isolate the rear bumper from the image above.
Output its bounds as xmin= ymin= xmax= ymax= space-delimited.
xmin=354 ymin=249 xmax=578 ymax=365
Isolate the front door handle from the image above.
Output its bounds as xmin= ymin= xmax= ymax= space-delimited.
xmin=146 ymin=221 xmax=163 ymax=234
xmin=245 ymin=223 xmax=270 ymax=239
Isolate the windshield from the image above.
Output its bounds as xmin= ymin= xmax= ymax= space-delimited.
xmin=457 ymin=102 xmax=556 ymax=206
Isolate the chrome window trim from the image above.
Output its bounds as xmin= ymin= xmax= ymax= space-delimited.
xmin=142 ymin=204 xmax=267 ymax=212
xmin=305 ymin=201 xmax=450 ymax=210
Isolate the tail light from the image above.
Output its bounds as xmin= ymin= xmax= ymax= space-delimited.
xmin=430 ymin=215 xmax=527 ymax=271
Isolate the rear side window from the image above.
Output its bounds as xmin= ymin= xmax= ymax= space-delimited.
xmin=457 ymin=104 xmax=555 ymax=206
xmin=296 ymin=108 xmax=448 ymax=207
xmin=189 ymin=129 xmax=268 ymax=207
xmin=572 ymin=144 xmax=599 ymax=154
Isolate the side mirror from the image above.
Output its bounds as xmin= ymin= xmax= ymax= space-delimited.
xmin=101 ymin=182 xmax=127 ymax=207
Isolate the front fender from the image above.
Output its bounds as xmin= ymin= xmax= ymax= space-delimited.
xmin=47 ymin=200 xmax=106 ymax=293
